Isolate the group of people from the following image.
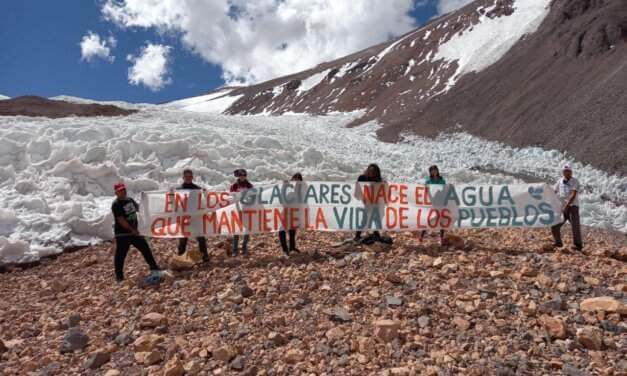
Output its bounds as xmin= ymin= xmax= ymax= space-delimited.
xmin=110 ymin=164 xmax=583 ymax=282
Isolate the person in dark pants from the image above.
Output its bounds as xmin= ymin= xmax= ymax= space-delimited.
xmin=176 ymin=169 xmax=210 ymax=262
xmin=355 ymin=164 xmax=383 ymax=242
xmin=278 ymin=173 xmax=303 ymax=256
xmin=230 ymin=169 xmax=253 ymax=256
xmin=551 ymin=165 xmax=583 ymax=251
xmin=111 ymin=182 xmax=161 ymax=282
xmin=420 ymin=165 xmax=447 ymax=245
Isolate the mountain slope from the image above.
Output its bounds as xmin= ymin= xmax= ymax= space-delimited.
xmin=201 ymin=0 xmax=626 ymax=175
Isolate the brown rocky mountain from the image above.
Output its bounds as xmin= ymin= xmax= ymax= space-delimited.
xmin=199 ymin=0 xmax=626 ymax=175
xmin=0 ymin=96 xmax=137 ymax=118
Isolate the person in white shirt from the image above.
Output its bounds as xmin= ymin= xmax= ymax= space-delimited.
xmin=551 ymin=165 xmax=583 ymax=251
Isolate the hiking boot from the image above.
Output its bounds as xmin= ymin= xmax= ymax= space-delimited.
xmin=553 ymin=242 xmax=563 ymax=248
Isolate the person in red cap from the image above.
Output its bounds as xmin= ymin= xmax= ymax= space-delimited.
xmin=551 ymin=165 xmax=583 ymax=251
xmin=111 ymin=182 xmax=161 ymax=282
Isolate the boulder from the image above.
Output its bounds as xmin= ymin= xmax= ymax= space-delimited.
xmin=164 ymin=357 xmax=185 ymax=376
xmin=540 ymin=315 xmax=568 ymax=339
xmin=576 ymin=326 xmax=603 ymax=350
xmin=374 ymin=320 xmax=400 ymax=342
xmin=60 ymin=327 xmax=89 ymax=353
xmin=140 ymin=313 xmax=167 ymax=329
xmin=84 ymin=350 xmax=110 ymax=370
xmin=580 ymin=297 xmax=624 ymax=313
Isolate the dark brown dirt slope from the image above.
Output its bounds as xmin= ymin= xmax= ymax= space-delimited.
xmin=0 ymin=96 xmax=137 ymax=118
xmin=379 ymin=0 xmax=627 ymax=175
xmin=219 ymin=0 xmax=626 ymax=175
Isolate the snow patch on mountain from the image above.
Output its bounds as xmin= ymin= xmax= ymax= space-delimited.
xmin=435 ymin=0 xmax=550 ymax=91
xmin=164 ymin=90 xmax=243 ymax=114
xmin=49 ymin=95 xmax=153 ymax=110
xmin=297 ymin=70 xmax=331 ymax=95
xmin=0 ymin=95 xmax=10 ymax=100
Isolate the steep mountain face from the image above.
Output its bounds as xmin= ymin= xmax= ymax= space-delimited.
xmin=202 ymin=0 xmax=626 ymax=175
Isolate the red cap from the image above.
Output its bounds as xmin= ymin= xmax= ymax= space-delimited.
xmin=114 ymin=182 xmax=126 ymax=192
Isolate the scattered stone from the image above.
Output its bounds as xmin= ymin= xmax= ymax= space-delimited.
xmin=104 ymin=370 xmax=121 ymax=376
xmin=580 ymin=297 xmax=624 ymax=313
xmin=325 ymin=327 xmax=344 ymax=341
xmin=240 ymin=286 xmax=254 ymax=298
xmin=0 ymin=339 xmax=7 ymax=354
xmin=144 ymin=350 xmax=163 ymax=365
xmin=133 ymin=334 xmax=163 ymax=352
xmin=164 ymin=357 xmax=185 ymax=376
xmin=576 ymin=326 xmax=603 ymax=350
xmin=540 ymin=315 xmax=568 ymax=339
xmin=324 ymin=306 xmax=352 ymax=322
xmin=374 ymin=320 xmax=400 ymax=342
xmin=285 ymin=348 xmax=304 ymax=363
xmin=140 ymin=312 xmax=167 ymax=329
xmin=185 ymin=360 xmax=202 ymax=376
xmin=60 ymin=327 xmax=89 ymax=353
xmin=114 ymin=332 xmax=133 ymax=346
xmin=213 ymin=346 xmax=235 ymax=362
xmin=230 ymin=356 xmax=244 ymax=370
xmin=385 ymin=295 xmax=403 ymax=306
xmin=268 ymin=332 xmax=288 ymax=346
xmin=386 ymin=272 xmax=403 ymax=284
xmin=356 ymin=336 xmax=376 ymax=356
xmin=84 ymin=350 xmax=110 ymax=370
xmin=169 ymin=254 xmax=196 ymax=271
xmin=418 ymin=315 xmax=430 ymax=328
xmin=453 ymin=317 xmax=471 ymax=331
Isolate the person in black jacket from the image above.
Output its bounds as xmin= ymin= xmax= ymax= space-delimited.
xmin=177 ymin=169 xmax=210 ymax=262
xmin=355 ymin=164 xmax=383 ymax=242
xmin=278 ymin=173 xmax=303 ymax=255
xmin=111 ymin=182 xmax=161 ymax=282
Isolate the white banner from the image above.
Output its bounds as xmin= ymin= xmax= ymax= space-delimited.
xmin=139 ymin=182 xmax=562 ymax=237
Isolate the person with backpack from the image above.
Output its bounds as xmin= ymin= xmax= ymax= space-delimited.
xmin=278 ymin=173 xmax=303 ymax=256
xmin=230 ymin=169 xmax=253 ymax=256
xmin=111 ymin=182 xmax=162 ymax=282
xmin=355 ymin=164 xmax=383 ymax=243
xmin=176 ymin=169 xmax=210 ymax=263
xmin=420 ymin=165 xmax=447 ymax=245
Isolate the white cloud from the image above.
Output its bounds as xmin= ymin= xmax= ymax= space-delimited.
xmin=437 ymin=0 xmax=475 ymax=14
xmin=102 ymin=0 xmax=417 ymax=85
xmin=127 ymin=43 xmax=172 ymax=91
xmin=80 ymin=32 xmax=116 ymax=62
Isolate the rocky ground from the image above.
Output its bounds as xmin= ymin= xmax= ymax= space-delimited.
xmin=0 ymin=227 xmax=625 ymax=376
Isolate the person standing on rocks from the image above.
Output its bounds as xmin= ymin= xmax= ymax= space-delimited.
xmin=278 ymin=172 xmax=303 ymax=256
xmin=176 ymin=169 xmax=210 ymax=263
xmin=551 ymin=165 xmax=583 ymax=251
xmin=354 ymin=163 xmax=383 ymax=243
xmin=111 ymin=182 xmax=162 ymax=282
xmin=230 ymin=169 xmax=253 ymax=257
xmin=420 ymin=165 xmax=447 ymax=245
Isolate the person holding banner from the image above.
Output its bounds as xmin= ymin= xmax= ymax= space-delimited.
xmin=230 ymin=169 xmax=253 ymax=256
xmin=354 ymin=164 xmax=383 ymax=243
xmin=176 ymin=169 xmax=210 ymax=263
xmin=278 ymin=173 xmax=303 ymax=256
xmin=111 ymin=182 xmax=162 ymax=282
xmin=551 ymin=165 xmax=583 ymax=251
xmin=420 ymin=165 xmax=447 ymax=245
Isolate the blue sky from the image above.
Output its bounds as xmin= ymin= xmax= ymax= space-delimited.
xmin=0 ymin=1 xmax=440 ymax=103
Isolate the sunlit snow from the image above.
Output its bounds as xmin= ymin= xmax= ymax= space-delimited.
xmin=435 ymin=0 xmax=550 ymax=91
xmin=0 ymin=103 xmax=625 ymax=264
